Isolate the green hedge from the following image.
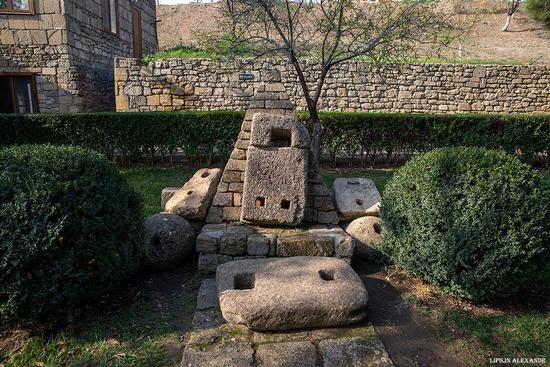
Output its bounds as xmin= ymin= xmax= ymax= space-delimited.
xmin=380 ymin=147 xmax=549 ymax=300
xmin=0 ymin=111 xmax=244 ymax=164
xmin=0 ymin=145 xmax=143 ymax=320
xmin=0 ymin=111 xmax=548 ymax=166
xmin=312 ymin=112 xmax=550 ymax=167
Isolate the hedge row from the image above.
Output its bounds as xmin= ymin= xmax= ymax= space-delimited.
xmin=0 ymin=111 xmax=548 ymax=166
xmin=0 ymin=111 xmax=244 ymax=165
xmin=314 ymin=112 xmax=550 ymax=167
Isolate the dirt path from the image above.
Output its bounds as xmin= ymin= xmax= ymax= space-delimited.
xmin=355 ymin=261 xmax=470 ymax=367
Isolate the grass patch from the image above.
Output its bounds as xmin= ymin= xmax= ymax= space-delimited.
xmin=322 ymin=169 xmax=394 ymax=193
xmin=4 ymin=266 xmax=201 ymax=367
xmin=121 ymin=167 xmax=395 ymax=218
xmin=409 ymin=57 xmax=524 ymax=65
xmin=121 ymin=167 xmax=193 ymax=217
xmin=142 ymin=45 xmax=225 ymax=64
xmin=142 ymin=45 xmax=523 ymax=66
xmin=440 ymin=312 xmax=550 ymax=365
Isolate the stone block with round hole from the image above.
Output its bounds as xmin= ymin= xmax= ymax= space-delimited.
xmin=165 ymin=168 xmax=222 ymax=220
xmin=333 ymin=178 xmax=381 ymax=222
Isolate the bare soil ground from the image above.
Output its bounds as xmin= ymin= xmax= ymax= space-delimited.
xmin=156 ymin=3 xmax=550 ymax=64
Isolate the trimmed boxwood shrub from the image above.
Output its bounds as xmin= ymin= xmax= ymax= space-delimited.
xmin=0 ymin=145 xmax=143 ymax=320
xmin=380 ymin=147 xmax=549 ymax=301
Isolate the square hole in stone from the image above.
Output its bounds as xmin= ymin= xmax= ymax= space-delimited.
xmin=271 ymin=128 xmax=291 ymax=147
xmin=256 ymin=197 xmax=265 ymax=207
xmin=319 ymin=269 xmax=335 ymax=281
xmin=281 ymin=199 xmax=290 ymax=210
xmin=234 ymin=273 xmax=255 ymax=290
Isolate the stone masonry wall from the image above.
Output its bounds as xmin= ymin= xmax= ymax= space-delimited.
xmin=0 ymin=0 xmax=157 ymax=112
xmin=64 ymin=0 xmax=157 ymax=111
xmin=115 ymin=58 xmax=550 ymax=114
xmin=0 ymin=0 xmax=73 ymax=112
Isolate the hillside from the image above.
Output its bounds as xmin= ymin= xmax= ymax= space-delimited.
xmin=156 ymin=3 xmax=550 ymax=64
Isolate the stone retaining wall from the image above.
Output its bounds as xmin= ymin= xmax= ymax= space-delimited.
xmin=114 ymin=58 xmax=550 ymax=114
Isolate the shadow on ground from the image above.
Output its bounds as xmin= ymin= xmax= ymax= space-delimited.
xmin=355 ymin=260 xmax=469 ymax=367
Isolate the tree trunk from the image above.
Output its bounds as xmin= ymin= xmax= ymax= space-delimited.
xmin=308 ymin=107 xmax=323 ymax=177
xmin=502 ymin=14 xmax=513 ymax=31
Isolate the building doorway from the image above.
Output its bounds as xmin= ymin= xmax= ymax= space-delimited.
xmin=0 ymin=74 xmax=38 ymax=113
xmin=132 ymin=7 xmax=143 ymax=59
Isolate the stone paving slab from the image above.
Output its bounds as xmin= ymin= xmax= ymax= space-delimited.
xmin=181 ymin=278 xmax=394 ymax=367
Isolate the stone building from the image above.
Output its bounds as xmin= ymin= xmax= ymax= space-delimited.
xmin=0 ymin=0 xmax=157 ymax=113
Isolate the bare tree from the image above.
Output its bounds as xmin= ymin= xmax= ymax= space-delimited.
xmin=208 ymin=0 xmax=457 ymax=165
xmin=503 ymin=0 xmax=521 ymax=31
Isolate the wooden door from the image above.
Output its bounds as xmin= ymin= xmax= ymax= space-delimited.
xmin=132 ymin=7 xmax=143 ymax=59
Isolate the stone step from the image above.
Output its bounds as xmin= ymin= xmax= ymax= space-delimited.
xmin=182 ymin=278 xmax=393 ymax=367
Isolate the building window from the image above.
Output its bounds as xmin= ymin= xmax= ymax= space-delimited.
xmin=0 ymin=75 xmax=38 ymax=114
xmin=0 ymin=0 xmax=35 ymax=14
xmin=102 ymin=0 xmax=119 ymax=35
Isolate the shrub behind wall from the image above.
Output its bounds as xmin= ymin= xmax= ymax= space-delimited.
xmin=0 ymin=111 xmax=548 ymax=166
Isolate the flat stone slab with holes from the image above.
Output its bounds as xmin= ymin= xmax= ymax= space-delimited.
xmin=216 ymin=257 xmax=368 ymax=331
xmin=182 ymin=277 xmax=393 ymax=367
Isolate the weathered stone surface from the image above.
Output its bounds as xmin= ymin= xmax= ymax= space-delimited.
xmin=222 ymin=206 xmax=241 ymax=221
xmin=196 ymin=278 xmax=218 ymax=311
xmin=143 ymin=213 xmax=196 ymax=270
xmin=198 ymin=253 xmax=232 ymax=273
xmin=192 ymin=308 xmax=226 ymax=330
xmin=166 ymin=168 xmax=222 ymax=220
xmin=217 ymin=257 xmax=368 ymax=330
xmin=333 ymin=178 xmax=381 ymax=221
xmin=196 ymin=233 xmax=218 ymax=254
xmin=212 ymin=192 xmax=233 ymax=207
xmin=250 ymin=113 xmax=310 ymax=148
xmin=247 ymin=234 xmax=271 ymax=256
xmin=205 ymin=206 xmax=223 ymax=224
xmin=317 ymin=210 xmax=340 ymax=225
xmin=117 ymin=58 xmax=550 ymax=116
xmin=182 ymin=340 xmax=254 ymax=367
xmin=276 ymin=233 xmax=334 ymax=257
xmin=183 ymin=325 xmax=254 ymax=366
xmin=242 ymin=146 xmax=308 ymax=226
xmin=345 ymin=217 xmax=384 ymax=259
xmin=161 ymin=187 xmax=179 ymax=210
xmin=196 ymin=224 xmax=226 ymax=253
xmin=319 ymin=337 xmax=394 ymax=367
xmin=256 ymin=341 xmax=318 ymax=367
xmin=220 ymin=232 xmax=248 ymax=256
xmin=240 ymin=113 xmax=310 ymax=226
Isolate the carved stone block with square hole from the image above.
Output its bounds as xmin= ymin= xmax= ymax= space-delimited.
xmin=216 ymin=257 xmax=368 ymax=331
xmin=241 ymin=114 xmax=310 ymax=226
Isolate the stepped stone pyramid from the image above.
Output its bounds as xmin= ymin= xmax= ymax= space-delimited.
xmin=205 ymin=82 xmax=339 ymax=225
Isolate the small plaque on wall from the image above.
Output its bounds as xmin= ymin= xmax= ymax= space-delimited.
xmin=239 ymin=73 xmax=256 ymax=81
